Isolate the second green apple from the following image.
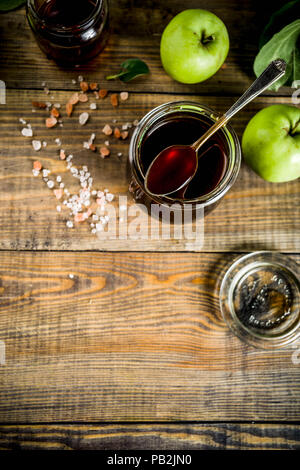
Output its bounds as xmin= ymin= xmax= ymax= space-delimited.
xmin=160 ymin=9 xmax=229 ymax=84
xmin=242 ymin=104 xmax=300 ymax=182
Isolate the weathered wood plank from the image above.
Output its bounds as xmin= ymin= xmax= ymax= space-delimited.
xmin=0 ymin=89 xmax=298 ymax=252
xmin=0 ymin=423 xmax=300 ymax=450
xmin=0 ymin=1 xmax=292 ymax=96
xmin=0 ymin=251 xmax=299 ymax=422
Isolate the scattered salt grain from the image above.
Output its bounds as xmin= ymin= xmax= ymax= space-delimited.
xmin=19 ymin=118 xmax=26 ymax=125
xmin=102 ymin=124 xmax=112 ymax=136
xmin=99 ymin=146 xmax=110 ymax=158
xmin=56 ymin=205 xmax=61 ymax=212
xmin=78 ymin=93 xmax=88 ymax=103
xmin=32 ymin=140 xmax=42 ymax=151
xmin=110 ymin=93 xmax=118 ymax=107
xmin=59 ymin=149 xmax=66 ymax=160
xmin=79 ymin=112 xmax=89 ymax=126
xmin=89 ymin=83 xmax=98 ymax=91
xmin=121 ymin=131 xmax=129 ymax=140
xmin=106 ymin=193 xmax=114 ymax=202
xmin=78 ymin=75 xmax=84 ymax=82
xmin=47 ymin=180 xmax=54 ymax=189
xmin=120 ymin=91 xmax=129 ymax=101
xmin=33 ymin=160 xmax=42 ymax=171
xmin=66 ymin=220 xmax=74 ymax=228
xmin=69 ymin=93 xmax=79 ymax=105
xmin=55 ymin=138 xmax=61 ymax=146
xmin=69 ymin=274 xmax=74 ymax=279
xmin=80 ymin=81 xmax=89 ymax=92
xmin=133 ymin=119 xmax=139 ymax=126
xmin=114 ymin=127 xmax=121 ymax=139
xmin=22 ymin=127 xmax=33 ymax=137
xmin=90 ymin=102 xmax=97 ymax=110
xmin=54 ymin=189 xmax=63 ymax=199
xmin=46 ymin=116 xmax=57 ymax=128
xmin=42 ymin=141 xmax=47 ymax=148
xmin=99 ymin=89 xmax=108 ymax=99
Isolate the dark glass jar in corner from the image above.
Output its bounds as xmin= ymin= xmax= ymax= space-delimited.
xmin=26 ymin=0 xmax=109 ymax=65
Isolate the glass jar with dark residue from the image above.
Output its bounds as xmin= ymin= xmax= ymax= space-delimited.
xmin=220 ymin=252 xmax=300 ymax=349
xmin=26 ymin=0 xmax=109 ymax=65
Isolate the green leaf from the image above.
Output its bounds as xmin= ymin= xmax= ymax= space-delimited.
xmin=106 ymin=59 xmax=149 ymax=82
xmin=259 ymin=0 xmax=300 ymax=49
xmin=0 ymin=0 xmax=25 ymax=12
xmin=254 ymin=20 xmax=300 ymax=91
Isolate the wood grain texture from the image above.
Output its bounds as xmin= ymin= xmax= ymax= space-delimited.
xmin=0 ymin=0 xmax=299 ymax=443
xmin=0 ymin=1 xmax=292 ymax=96
xmin=0 ymin=89 xmax=298 ymax=252
xmin=0 ymin=423 xmax=300 ymax=450
xmin=0 ymin=251 xmax=299 ymax=422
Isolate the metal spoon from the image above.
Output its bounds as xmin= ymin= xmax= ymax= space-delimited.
xmin=144 ymin=59 xmax=286 ymax=197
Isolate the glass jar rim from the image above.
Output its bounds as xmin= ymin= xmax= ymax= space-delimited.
xmin=26 ymin=0 xmax=103 ymax=34
xmin=129 ymin=100 xmax=241 ymax=208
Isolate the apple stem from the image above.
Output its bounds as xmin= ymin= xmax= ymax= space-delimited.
xmin=201 ymin=35 xmax=214 ymax=45
xmin=290 ymin=119 xmax=300 ymax=135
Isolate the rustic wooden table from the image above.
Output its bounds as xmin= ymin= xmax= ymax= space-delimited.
xmin=0 ymin=0 xmax=299 ymax=451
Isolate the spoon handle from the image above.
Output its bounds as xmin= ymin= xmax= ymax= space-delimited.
xmin=224 ymin=59 xmax=286 ymax=120
xmin=192 ymin=59 xmax=286 ymax=152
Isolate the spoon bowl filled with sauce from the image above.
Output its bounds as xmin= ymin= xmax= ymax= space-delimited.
xmin=141 ymin=114 xmax=227 ymax=200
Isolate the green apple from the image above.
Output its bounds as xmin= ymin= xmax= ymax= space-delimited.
xmin=242 ymin=105 xmax=300 ymax=182
xmin=160 ymin=9 xmax=229 ymax=84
